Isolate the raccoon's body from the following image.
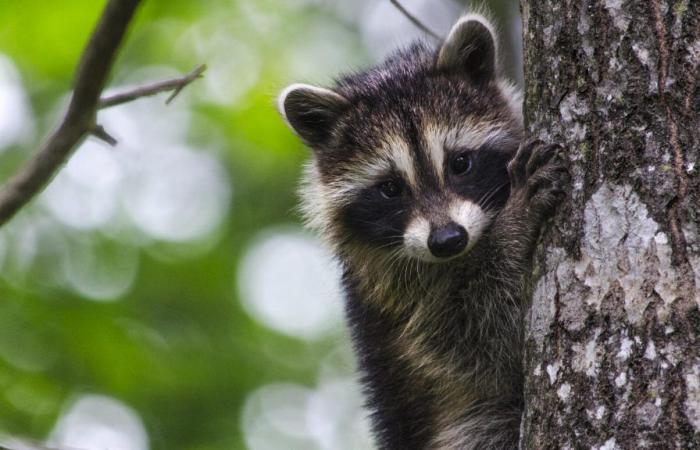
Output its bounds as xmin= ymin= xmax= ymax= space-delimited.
xmin=279 ymin=14 xmax=567 ymax=450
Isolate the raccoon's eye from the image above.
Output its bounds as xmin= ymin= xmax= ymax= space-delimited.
xmin=378 ymin=179 xmax=403 ymax=199
xmin=450 ymin=153 xmax=473 ymax=175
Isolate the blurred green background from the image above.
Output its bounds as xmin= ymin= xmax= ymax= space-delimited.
xmin=0 ymin=1 xmax=519 ymax=449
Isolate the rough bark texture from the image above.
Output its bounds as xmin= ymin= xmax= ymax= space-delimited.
xmin=520 ymin=1 xmax=700 ymax=448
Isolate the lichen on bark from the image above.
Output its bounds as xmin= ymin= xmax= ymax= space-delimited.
xmin=520 ymin=0 xmax=700 ymax=448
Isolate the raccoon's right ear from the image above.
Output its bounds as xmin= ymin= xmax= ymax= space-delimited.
xmin=437 ymin=14 xmax=499 ymax=83
xmin=278 ymin=83 xmax=349 ymax=148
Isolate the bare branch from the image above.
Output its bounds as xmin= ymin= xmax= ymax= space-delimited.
xmin=389 ymin=0 xmax=440 ymax=41
xmin=0 ymin=0 xmax=141 ymax=226
xmin=0 ymin=0 xmax=203 ymax=228
xmin=99 ymin=64 xmax=207 ymax=109
xmin=91 ymin=125 xmax=118 ymax=146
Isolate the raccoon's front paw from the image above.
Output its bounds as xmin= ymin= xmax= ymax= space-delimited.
xmin=507 ymin=139 xmax=569 ymax=219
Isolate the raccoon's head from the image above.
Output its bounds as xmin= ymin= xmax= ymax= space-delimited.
xmin=279 ymin=15 xmax=523 ymax=263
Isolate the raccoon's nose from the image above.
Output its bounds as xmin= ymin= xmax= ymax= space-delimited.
xmin=428 ymin=223 xmax=468 ymax=258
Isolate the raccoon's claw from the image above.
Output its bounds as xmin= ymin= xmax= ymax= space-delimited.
xmin=507 ymin=140 xmax=535 ymax=189
xmin=526 ymin=163 xmax=569 ymax=214
xmin=526 ymin=143 xmax=563 ymax=180
xmin=508 ymin=140 xmax=569 ymax=218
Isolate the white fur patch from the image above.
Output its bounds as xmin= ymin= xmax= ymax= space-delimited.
xmin=299 ymin=161 xmax=334 ymax=234
xmin=449 ymin=199 xmax=490 ymax=252
xmin=403 ymin=216 xmax=434 ymax=261
xmin=428 ymin=121 xmax=511 ymax=156
xmin=403 ymin=199 xmax=489 ymax=262
xmin=340 ymin=158 xmax=393 ymax=195
xmin=423 ymin=125 xmax=446 ymax=185
xmin=329 ymin=135 xmax=417 ymax=195
xmin=453 ymin=124 xmax=506 ymax=149
xmin=497 ymin=80 xmax=523 ymax=127
xmin=382 ymin=135 xmax=418 ymax=189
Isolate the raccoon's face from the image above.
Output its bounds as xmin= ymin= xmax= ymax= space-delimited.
xmin=279 ymin=15 xmax=523 ymax=262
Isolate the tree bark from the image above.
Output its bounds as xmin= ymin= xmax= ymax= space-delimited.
xmin=520 ymin=1 xmax=699 ymax=448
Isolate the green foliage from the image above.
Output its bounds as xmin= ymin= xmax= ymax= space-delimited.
xmin=0 ymin=1 xmax=367 ymax=449
xmin=0 ymin=1 xmax=516 ymax=448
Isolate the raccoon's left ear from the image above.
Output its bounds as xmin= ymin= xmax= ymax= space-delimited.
xmin=437 ymin=14 xmax=499 ymax=83
xmin=278 ymin=83 xmax=349 ymax=148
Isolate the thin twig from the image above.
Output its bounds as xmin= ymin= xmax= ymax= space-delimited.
xmin=0 ymin=0 xmax=203 ymax=227
xmin=389 ymin=0 xmax=440 ymax=41
xmin=99 ymin=64 xmax=206 ymax=108
xmin=91 ymin=125 xmax=118 ymax=146
xmin=0 ymin=0 xmax=141 ymax=226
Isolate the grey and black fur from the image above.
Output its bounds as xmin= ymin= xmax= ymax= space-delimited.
xmin=278 ymin=13 xmax=568 ymax=450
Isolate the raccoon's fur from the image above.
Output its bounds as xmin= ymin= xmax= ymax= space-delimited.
xmin=278 ymin=14 xmax=568 ymax=450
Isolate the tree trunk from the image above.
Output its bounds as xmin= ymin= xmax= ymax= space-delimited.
xmin=520 ymin=1 xmax=700 ymax=448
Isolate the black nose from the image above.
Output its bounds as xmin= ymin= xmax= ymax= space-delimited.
xmin=428 ymin=223 xmax=468 ymax=258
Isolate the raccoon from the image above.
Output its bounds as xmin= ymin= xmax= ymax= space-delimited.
xmin=278 ymin=13 xmax=568 ymax=450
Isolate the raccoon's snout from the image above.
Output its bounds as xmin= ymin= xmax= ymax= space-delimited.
xmin=428 ymin=223 xmax=468 ymax=258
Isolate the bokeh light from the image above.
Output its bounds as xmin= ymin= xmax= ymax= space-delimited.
xmin=238 ymin=228 xmax=344 ymax=340
xmin=42 ymin=141 xmax=123 ymax=231
xmin=61 ymin=236 xmax=140 ymax=302
xmin=183 ymin=22 xmax=262 ymax=106
xmin=241 ymin=378 xmax=373 ymax=450
xmin=120 ymin=143 xmax=231 ymax=242
xmin=48 ymin=394 xmax=149 ymax=450
xmin=0 ymin=54 xmax=35 ymax=151
xmin=242 ymin=383 xmax=315 ymax=450
xmin=306 ymin=378 xmax=374 ymax=450
xmin=360 ymin=0 xmax=461 ymax=59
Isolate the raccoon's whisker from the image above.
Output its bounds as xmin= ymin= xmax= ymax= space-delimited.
xmin=354 ymin=222 xmax=401 ymax=234
xmin=478 ymin=182 xmax=510 ymax=220
xmin=478 ymin=181 xmax=509 ymax=209
xmin=416 ymin=258 xmax=430 ymax=289
xmin=413 ymin=257 xmax=427 ymax=296
xmin=386 ymin=251 xmax=413 ymax=301
xmin=476 ymin=184 xmax=499 ymax=208
xmin=482 ymin=183 xmax=508 ymax=209
xmin=383 ymin=248 xmax=401 ymax=269
xmin=383 ymin=246 xmax=413 ymax=294
xmin=371 ymin=238 xmax=409 ymax=252
xmin=403 ymin=259 xmax=416 ymax=296
xmin=384 ymin=247 xmax=406 ymax=277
